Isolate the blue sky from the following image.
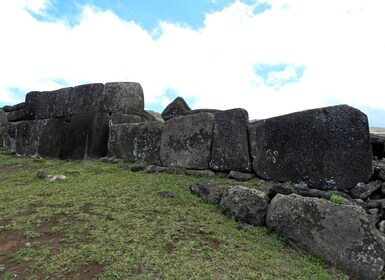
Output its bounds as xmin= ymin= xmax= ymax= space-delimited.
xmin=0 ymin=0 xmax=384 ymax=127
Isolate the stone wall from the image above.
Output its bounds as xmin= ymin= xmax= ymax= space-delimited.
xmin=2 ymin=82 xmax=384 ymax=279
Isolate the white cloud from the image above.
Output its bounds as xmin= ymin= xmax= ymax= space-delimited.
xmin=0 ymin=0 xmax=384 ymax=125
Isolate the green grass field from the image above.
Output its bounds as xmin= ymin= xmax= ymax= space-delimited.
xmin=0 ymin=148 xmax=349 ymax=279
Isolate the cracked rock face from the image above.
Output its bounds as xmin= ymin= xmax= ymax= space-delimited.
xmin=266 ymin=194 xmax=385 ymax=280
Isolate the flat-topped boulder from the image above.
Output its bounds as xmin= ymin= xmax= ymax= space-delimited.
xmin=248 ymin=105 xmax=373 ymax=190
xmin=160 ymin=113 xmax=214 ymax=169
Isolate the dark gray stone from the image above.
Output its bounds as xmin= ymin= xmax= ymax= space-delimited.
xmin=52 ymin=87 xmax=74 ymax=118
xmin=190 ymin=180 xmax=225 ymax=204
xmin=372 ymin=161 xmax=385 ymax=182
xmin=108 ymin=121 xmax=163 ymax=164
xmin=220 ymin=186 xmax=269 ymax=226
xmin=24 ymin=91 xmax=39 ymax=120
xmin=100 ymin=82 xmax=144 ymax=115
xmin=248 ymin=105 xmax=373 ymax=190
xmin=185 ymin=169 xmax=216 ymax=177
xmin=35 ymin=91 xmax=55 ymax=119
xmin=209 ymin=108 xmax=251 ymax=172
xmin=37 ymin=119 xmax=69 ymax=158
xmin=2 ymin=105 xmax=13 ymax=112
xmin=144 ymin=165 xmax=166 ymax=173
xmin=227 ymin=171 xmax=255 ymax=181
xmin=0 ymin=109 xmax=6 ymax=146
xmin=63 ymin=113 xmax=109 ymax=160
xmin=130 ymin=163 xmax=147 ymax=172
xmin=14 ymin=102 xmax=26 ymax=110
xmin=350 ymin=181 xmax=382 ymax=199
xmin=160 ymin=113 xmax=214 ymax=169
xmin=161 ymin=97 xmax=191 ymax=121
xmin=187 ymin=109 xmax=222 ymax=115
xmin=110 ymin=113 xmax=141 ymax=124
xmin=141 ymin=110 xmax=158 ymax=122
xmin=7 ymin=108 xmax=26 ymax=122
xmin=4 ymin=123 xmax=17 ymax=152
xmin=68 ymin=83 xmax=104 ymax=116
xmin=15 ymin=120 xmax=47 ymax=156
xmin=267 ymin=194 xmax=385 ymax=280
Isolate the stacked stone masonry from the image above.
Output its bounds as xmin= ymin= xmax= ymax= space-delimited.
xmin=2 ymin=82 xmax=385 ymax=279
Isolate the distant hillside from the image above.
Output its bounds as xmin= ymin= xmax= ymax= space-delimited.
xmin=370 ymin=127 xmax=385 ymax=136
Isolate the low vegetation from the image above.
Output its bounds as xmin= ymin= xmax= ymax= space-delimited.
xmin=0 ymin=148 xmax=348 ymax=279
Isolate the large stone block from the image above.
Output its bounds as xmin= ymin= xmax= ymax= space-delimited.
xmin=63 ymin=113 xmax=110 ymax=160
xmin=68 ymin=83 xmax=104 ymax=116
xmin=209 ymin=108 xmax=251 ymax=172
xmin=37 ymin=119 xmax=69 ymax=158
xmin=4 ymin=123 xmax=16 ymax=152
xmin=267 ymin=194 xmax=385 ymax=280
xmin=7 ymin=109 xmax=26 ymax=122
xmin=52 ymin=87 xmax=74 ymax=118
xmin=248 ymin=105 xmax=373 ymax=190
xmin=109 ymin=113 xmax=142 ymax=124
xmin=24 ymin=91 xmax=39 ymax=120
xmin=0 ymin=109 xmax=6 ymax=146
xmin=99 ymin=82 xmax=144 ymax=115
xmin=160 ymin=113 xmax=214 ymax=169
xmin=15 ymin=120 xmax=47 ymax=156
xmin=109 ymin=121 xmax=163 ymax=164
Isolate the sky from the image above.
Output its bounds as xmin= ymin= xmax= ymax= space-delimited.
xmin=0 ymin=0 xmax=384 ymax=127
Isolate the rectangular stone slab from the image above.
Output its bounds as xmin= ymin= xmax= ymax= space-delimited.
xmin=160 ymin=113 xmax=214 ymax=170
xmin=248 ymin=105 xmax=373 ymax=190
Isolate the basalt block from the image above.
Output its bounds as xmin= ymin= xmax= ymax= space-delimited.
xmin=160 ymin=113 xmax=214 ymax=169
xmin=37 ymin=119 xmax=69 ymax=158
xmin=99 ymin=82 xmax=144 ymax=115
xmin=109 ymin=121 xmax=163 ymax=164
xmin=248 ymin=105 xmax=373 ymax=190
xmin=209 ymin=108 xmax=251 ymax=172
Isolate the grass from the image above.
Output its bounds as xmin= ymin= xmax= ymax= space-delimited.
xmin=0 ymin=148 xmax=349 ymax=279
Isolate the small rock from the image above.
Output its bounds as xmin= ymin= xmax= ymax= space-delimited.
xmin=165 ymin=166 xmax=185 ymax=175
xmin=158 ymin=191 xmax=177 ymax=199
xmin=185 ymin=169 xmax=216 ymax=177
xmin=130 ymin=164 xmax=146 ymax=172
xmin=190 ymin=180 xmax=225 ymax=204
xmin=36 ymin=170 xmax=48 ymax=179
xmin=46 ymin=175 xmax=67 ymax=182
xmin=25 ymin=242 xmax=31 ymax=247
xmin=369 ymin=208 xmax=379 ymax=215
xmin=215 ymin=172 xmax=228 ymax=178
xmin=144 ymin=165 xmax=166 ymax=173
xmin=378 ymin=220 xmax=385 ymax=233
xmin=350 ymin=181 xmax=382 ymax=199
xmin=0 ymin=264 xmax=5 ymax=273
xmin=236 ymin=223 xmax=254 ymax=231
xmin=227 ymin=171 xmax=255 ymax=181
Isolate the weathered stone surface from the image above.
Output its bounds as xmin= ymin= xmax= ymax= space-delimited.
xmin=100 ymin=82 xmax=144 ymax=115
xmin=190 ymin=180 xmax=225 ymax=204
xmin=52 ymin=87 xmax=74 ymax=118
xmin=35 ymin=91 xmax=55 ymax=119
xmin=161 ymin=97 xmax=191 ymax=121
xmin=68 ymin=83 xmax=104 ymax=116
xmin=209 ymin=108 xmax=251 ymax=172
xmin=15 ymin=120 xmax=47 ymax=156
xmin=109 ymin=121 xmax=163 ymax=164
xmin=350 ymin=181 xmax=382 ymax=199
xmin=37 ymin=119 xmax=69 ymax=158
xmin=7 ymin=108 xmax=26 ymax=122
xmin=372 ymin=161 xmax=385 ymax=182
xmin=144 ymin=165 xmax=166 ymax=173
xmin=185 ymin=169 xmax=216 ymax=177
xmin=0 ymin=109 xmax=8 ymax=146
xmin=160 ymin=113 xmax=214 ymax=169
xmin=2 ymin=105 xmax=13 ymax=112
xmin=248 ymin=105 xmax=373 ymax=190
xmin=267 ymin=194 xmax=385 ymax=280
xmin=4 ymin=123 xmax=17 ymax=152
xmin=109 ymin=113 xmax=141 ymax=124
xmin=141 ymin=110 xmax=158 ymax=122
xmin=227 ymin=171 xmax=255 ymax=181
xmin=24 ymin=91 xmax=39 ymax=120
xmin=187 ymin=109 xmax=221 ymax=115
xmin=220 ymin=186 xmax=269 ymax=226
xmin=63 ymin=113 xmax=109 ymax=160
